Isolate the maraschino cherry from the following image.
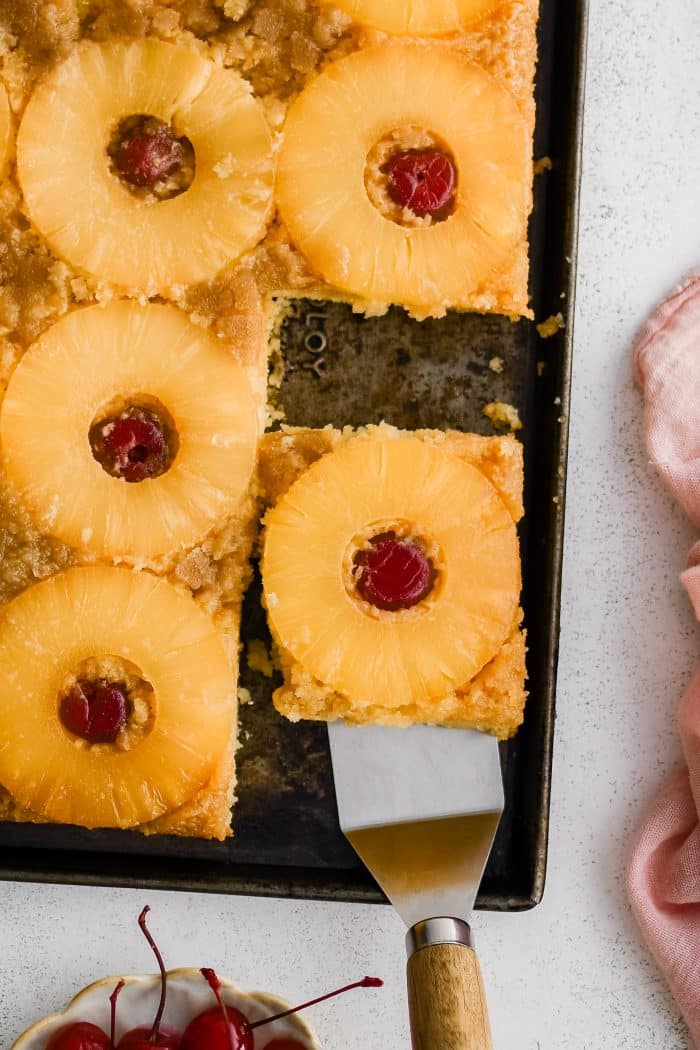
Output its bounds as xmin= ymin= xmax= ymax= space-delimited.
xmin=116 ymin=907 xmax=180 ymax=1049
xmin=45 ymin=978 xmax=124 ymax=1050
xmin=180 ymin=970 xmax=250 ymax=1050
xmin=115 ymin=121 xmax=184 ymax=189
xmin=94 ymin=411 xmax=170 ymax=483
xmin=45 ymin=1023 xmax=112 ymax=1050
xmin=60 ymin=680 xmax=131 ymax=744
xmin=355 ymin=532 xmax=435 ymax=611
xmin=386 ymin=149 xmax=456 ymax=218
xmin=180 ymin=970 xmax=383 ymax=1050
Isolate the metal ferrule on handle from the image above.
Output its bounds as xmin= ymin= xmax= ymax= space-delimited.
xmin=406 ymin=917 xmax=474 ymax=957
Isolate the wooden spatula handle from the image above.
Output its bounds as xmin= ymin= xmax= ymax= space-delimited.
xmin=407 ymin=919 xmax=493 ymax=1050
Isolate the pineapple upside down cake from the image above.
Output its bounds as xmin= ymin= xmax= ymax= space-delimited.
xmin=0 ymin=0 xmax=536 ymax=837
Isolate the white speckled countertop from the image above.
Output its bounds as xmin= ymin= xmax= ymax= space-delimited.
xmin=2 ymin=1 xmax=699 ymax=1047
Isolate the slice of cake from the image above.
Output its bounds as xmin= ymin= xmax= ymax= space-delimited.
xmin=0 ymin=300 xmax=260 ymax=564
xmin=0 ymin=567 xmax=238 ymax=838
xmin=259 ymin=424 xmax=526 ymax=740
xmin=16 ymin=38 xmax=275 ymax=298
xmin=275 ymin=37 xmax=534 ymax=319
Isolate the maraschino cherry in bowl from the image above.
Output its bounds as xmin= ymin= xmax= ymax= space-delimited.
xmin=12 ymin=908 xmax=382 ymax=1050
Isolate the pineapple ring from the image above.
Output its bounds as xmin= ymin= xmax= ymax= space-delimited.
xmin=262 ymin=433 xmax=520 ymax=709
xmin=16 ymin=39 xmax=274 ymax=294
xmin=320 ymin=0 xmax=498 ymax=35
xmin=276 ymin=44 xmax=530 ymax=314
xmin=0 ymin=565 xmax=235 ymax=829
xmin=0 ymin=301 xmax=258 ymax=561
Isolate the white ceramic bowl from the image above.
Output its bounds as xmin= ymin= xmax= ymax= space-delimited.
xmin=13 ymin=968 xmax=320 ymax=1049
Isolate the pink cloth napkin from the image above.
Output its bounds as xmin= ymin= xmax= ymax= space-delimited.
xmin=628 ymin=270 xmax=700 ymax=1046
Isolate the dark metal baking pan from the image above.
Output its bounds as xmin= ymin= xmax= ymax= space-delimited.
xmin=0 ymin=0 xmax=588 ymax=910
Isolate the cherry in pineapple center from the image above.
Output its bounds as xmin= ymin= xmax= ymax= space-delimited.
xmin=109 ymin=115 xmax=195 ymax=198
xmin=386 ymin=150 xmax=456 ymax=218
xmin=58 ymin=657 xmax=155 ymax=748
xmin=60 ymin=680 xmax=131 ymax=745
xmin=365 ymin=127 xmax=457 ymax=224
xmin=89 ymin=399 xmax=178 ymax=483
xmin=352 ymin=530 xmax=438 ymax=611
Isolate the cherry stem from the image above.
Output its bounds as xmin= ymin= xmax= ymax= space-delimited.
xmin=137 ymin=906 xmax=168 ymax=1042
xmin=248 ymin=976 xmax=383 ymax=1031
xmin=200 ymin=969 xmax=235 ymax=1050
xmin=109 ymin=979 xmax=125 ymax=1049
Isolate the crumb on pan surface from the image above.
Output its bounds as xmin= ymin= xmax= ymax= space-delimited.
xmin=536 ymin=312 xmax=565 ymax=338
xmin=247 ymin=638 xmax=275 ymax=677
xmin=483 ymin=400 xmax=523 ymax=432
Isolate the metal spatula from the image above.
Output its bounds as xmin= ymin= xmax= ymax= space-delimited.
xmin=328 ymin=722 xmax=504 ymax=1050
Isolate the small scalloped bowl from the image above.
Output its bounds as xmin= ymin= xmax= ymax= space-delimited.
xmin=13 ymin=968 xmax=320 ymax=1049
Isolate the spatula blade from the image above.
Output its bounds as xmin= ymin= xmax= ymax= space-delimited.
xmin=328 ymin=723 xmax=504 ymax=929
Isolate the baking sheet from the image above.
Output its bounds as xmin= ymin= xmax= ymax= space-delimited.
xmin=0 ymin=0 xmax=588 ymax=910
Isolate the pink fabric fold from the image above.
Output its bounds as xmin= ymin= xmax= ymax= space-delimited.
xmin=633 ymin=270 xmax=700 ymax=525
xmin=628 ymin=269 xmax=700 ymax=1047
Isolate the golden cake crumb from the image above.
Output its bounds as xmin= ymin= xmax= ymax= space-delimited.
xmin=247 ymin=638 xmax=274 ymax=677
xmin=536 ymin=312 xmax=565 ymax=339
xmin=483 ymin=400 xmax=523 ymax=433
